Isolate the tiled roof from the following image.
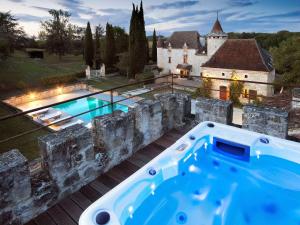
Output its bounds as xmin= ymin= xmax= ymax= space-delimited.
xmin=202 ymin=39 xmax=274 ymax=72
xmin=208 ymin=19 xmax=227 ymax=37
xmin=164 ymin=31 xmax=202 ymax=49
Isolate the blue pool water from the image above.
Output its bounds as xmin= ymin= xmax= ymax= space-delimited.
xmin=124 ymin=140 xmax=300 ymax=225
xmin=53 ymin=97 xmax=128 ymax=123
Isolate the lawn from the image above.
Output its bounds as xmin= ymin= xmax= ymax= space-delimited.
xmin=0 ymin=103 xmax=50 ymax=160
xmin=0 ymin=51 xmax=85 ymax=96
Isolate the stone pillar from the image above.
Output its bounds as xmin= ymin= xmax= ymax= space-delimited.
xmin=195 ymin=97 xmax=233 ymax=125
xmin=92 ymin=111 xmax=136 ymax=171
xmin=0 ymin=149 xmax=31 ymax=225
xmin=134 ymin=100 xmax=163 ymax=148
xmin=154 ymin=93 xmax=191 ymax=131
xmin=39 ymin=124 xmax=100 ymax=197
xmin=242 ymin=105 xmax=289 ymax=139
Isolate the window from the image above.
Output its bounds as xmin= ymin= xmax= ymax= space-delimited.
xmin=222 ymin=73 xmax=225 ymax=76
xmin=244 ymin=74 xmax=248 ymax=78
xmin=168 ymin=57 xmax=171 ymax=63
xmin=249 ymin=90 xmax=257 ymax=100
xmin=183 ymin=55 xmax=188 ymax=64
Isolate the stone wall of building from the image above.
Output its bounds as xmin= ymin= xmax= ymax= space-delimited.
xmin=242 ymin=105 xmax=289 ymax=138
xmin=195 ymin=97 xmax=233 ymax=125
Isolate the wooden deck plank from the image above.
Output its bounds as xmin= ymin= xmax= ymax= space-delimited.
xmin=34 ymin=213 xmax=56 ymax=225
xmin=89 ymin=179 xmax=111 ymax=195
xmin=97 ymin=174 xmax=119 ymax=188
xmin=59 ymin=197 xmax=83 ymax=222
xmin=47 ymin=205 xmax=77 ymax=225
xmin=80 ymin=185 xmax=102 ymax=202
xmin=69 ymin=191 xmax=92 ymax=210
xmin=127 ymin=155 xmax=147 ymax=168
xmin=154 ymin=136 xmax=174 ymax=148
xmin=25 ymin=220 xmax=38 ymax=225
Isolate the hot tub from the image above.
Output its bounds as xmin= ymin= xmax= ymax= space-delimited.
xmin=79 ymin=122 xmax=300 ymax=225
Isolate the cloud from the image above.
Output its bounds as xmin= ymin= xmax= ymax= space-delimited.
xmin=229 ymin=0 xmax=259 ymax=7
xmin=149 ymin=1 xmax=199 ymax=10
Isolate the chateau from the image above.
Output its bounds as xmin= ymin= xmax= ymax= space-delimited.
xmin=157 ymin=18 xmax=275 ymax=100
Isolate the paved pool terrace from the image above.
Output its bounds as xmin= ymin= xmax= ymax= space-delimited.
xmin=11 ymin=90 xmax=142 ymax=131
xmin=16 ymin=90 xmax=140 ymax=112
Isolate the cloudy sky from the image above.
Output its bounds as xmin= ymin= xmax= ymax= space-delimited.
xmin=1 ymin=0 xmax=299 ymax=36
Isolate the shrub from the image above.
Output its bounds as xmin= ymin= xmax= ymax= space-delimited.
xmin=229 ymin=80 xmax=244 ymax=106
xmin=193 ymin=78 xmax=212 ymax=98
xmin=40 ymin=71 xmax=85 ymax=86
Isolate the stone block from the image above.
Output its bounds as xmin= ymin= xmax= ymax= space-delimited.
xmin=195 ymin=97 xmax=233 ymax=125
xmin=242 ymin=105 xmax=289 ymax=138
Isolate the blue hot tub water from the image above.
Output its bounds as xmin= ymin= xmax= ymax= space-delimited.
xmin=53 ymin=97 xmax=128 ymax=123
xmin=123 ymin=138 xmax=300 ymax=225
xmin=79 ymin=122 xmax=300 ymax=225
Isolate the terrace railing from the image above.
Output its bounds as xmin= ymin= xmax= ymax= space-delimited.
xmin=0 ymin=73 xmax=300 ymax=145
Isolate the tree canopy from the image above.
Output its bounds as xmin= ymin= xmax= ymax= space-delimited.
xmin=152 ymin=29 xmax=157 ymax=63
xmin=104 ymin=23 xmax=116 ymax=68
xmin=84 ymin=22 xmax=94 ymax=67
xmin=0 ymin=12 xmax=24 ymax=60
xmin=129 ymin=1 xmax=148 ymax=79
xmin=94 ymin=25 xmax=102 ymax=69
xmin=41 ymin=9 xmax=73 ymax=59
xmin=270 ymin=37 xmax=300 ymax=86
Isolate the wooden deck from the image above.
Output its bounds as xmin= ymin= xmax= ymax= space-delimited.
xmin=25 ymin=129 xmax=184 ymax=225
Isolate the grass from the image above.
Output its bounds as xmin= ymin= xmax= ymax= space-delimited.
xmin=0 ymin=103 xmax=50 ymax=160
xmin=0 ymin=51 xmax=85 ymax=96
xmin=87 ymin=71 xmax=155 ymax=93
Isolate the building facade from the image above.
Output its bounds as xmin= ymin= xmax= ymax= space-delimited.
xmin=157 ymin=18 xmax=275 ymax=99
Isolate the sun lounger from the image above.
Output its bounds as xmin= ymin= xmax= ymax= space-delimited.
xmin=28 ymin=108 xmax=49 ymax=117
xmin=39 ymin=111 xmax=62 ymax=122
xmin=51 ymin=115 xmax=72 ymax=125
xmin=58 ymin=119 xmax=84 ymax=130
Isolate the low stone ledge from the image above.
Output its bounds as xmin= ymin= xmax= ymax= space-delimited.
xmin=242 ymin=105 xmax=289 ymax=139
xmin=154 ymin=93 xmax=191 ymax=131
xmin=195 ymin=97 xmax=233 ymax=125
xmin=38 ymin=124 xmax=102 ymax=198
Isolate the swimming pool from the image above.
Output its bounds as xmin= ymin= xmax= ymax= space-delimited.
xmin=79 ymin=122 xmax=300 ymax=225
xmin=53 ymin=97 xmax=128 ymax=124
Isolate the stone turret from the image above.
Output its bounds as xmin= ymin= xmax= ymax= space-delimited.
xmin=207 ymin=14 xmax=228 ymax=56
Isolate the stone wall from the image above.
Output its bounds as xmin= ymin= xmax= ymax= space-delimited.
xmin=0 ymin=150 xmax=58 ymax=225
xmin=1 ymin=93 xmax=293 ymax=224
xmin=4 ymin=83 xmax=87 ymax=106
xmin=195 ymin=97 xmax=233 ymax=125
xmin=242 ymin=105 xmax=289 ymax=138
xmin=39 ymin=124 xmax=103 ymax=198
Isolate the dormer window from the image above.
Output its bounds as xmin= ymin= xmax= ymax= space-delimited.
xmin=168 ymin=43 xmax=172 ymax=52
xmin=168 ymin=57 xmax=171 ymax=63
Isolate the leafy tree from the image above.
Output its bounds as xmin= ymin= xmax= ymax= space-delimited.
xmin=0 ymin=12 xmax=24 ymax=59
xmin=229 ymin=80 xmax=244 ymax=106
xmin=270 ymin=37 xmax=300 ymax=86
xmin=84 ymin=22 xmax=94 ymax=67
xmin=104 ymin=23 xmax=116 ymax=68
xmin=112 ymin=26 xmax=128 ymax=53
xmin=41 ymin=9 xmax=72 ymax=59
xmin=152 ymin=29 xmax=157 ymax=62
xmin=116 ymin=52 xmax=130 ymax=77
xmin=193 ymin=78 xmax=212 ymax=98
xmin=94 ymin=25 xmax=102 ymax=69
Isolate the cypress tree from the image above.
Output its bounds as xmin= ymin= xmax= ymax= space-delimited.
xmin=95 ymin=26 xmax=102 ymax=69
xmin=105 ymin=23 xmax=116 ymax=68
xmin=129 ymin=4 xmax=138 ymax=78
xmin=139 ymin=1 xmax=148 ymax=65
xmin=84 ymin=22 xmax=94 ymax=67
xmin=152 ymin=29 xmax=157 ymax=62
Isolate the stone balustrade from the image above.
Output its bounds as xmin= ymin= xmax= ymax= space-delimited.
xmin=0 ymin=94 xmax=292 ymax=224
